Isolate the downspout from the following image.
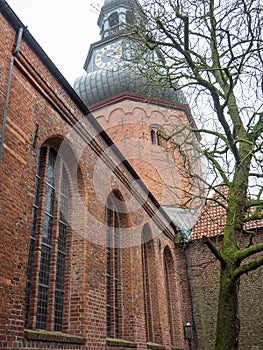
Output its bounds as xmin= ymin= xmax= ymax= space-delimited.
xmin=182 ymin=231 xmax=200 ymax=350
xmin=0 ymin=27 xmax=24 ymax=166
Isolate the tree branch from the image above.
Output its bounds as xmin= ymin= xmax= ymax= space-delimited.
xmin=202 ymin=236 xmax=226 ymax=264
xmin=235 ymin=242 xmax=263 ymax=263
xmin=233 ymin=253 xmax=263 ymax=281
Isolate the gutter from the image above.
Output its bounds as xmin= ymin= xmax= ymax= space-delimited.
xmin=0 ymin=27 xmax=23 ymax=165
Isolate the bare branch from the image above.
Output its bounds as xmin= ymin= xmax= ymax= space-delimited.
xmin=233 ymin=252 xmax=263 ymax=281
xmin=202 ymin=235 xmax=226 ymax=264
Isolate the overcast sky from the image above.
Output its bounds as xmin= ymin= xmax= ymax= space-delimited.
xmin=7 ymin=0 xmax=104 ymax=85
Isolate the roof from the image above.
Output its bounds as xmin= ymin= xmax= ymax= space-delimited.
xmin=192 ymin=191 xmax=263 ymax=240
xmin=161 ymin=206 xmax=200 ymax=232
xmin=74 ymin=64 xmax=187 ymax=107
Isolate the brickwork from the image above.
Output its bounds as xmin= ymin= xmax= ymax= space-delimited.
xmin=0 ymin=6 xmax=188 ymax=350
xmin=190 ymin=187 xmax=263 ymax=350
xmin=190 ymin=189 xmax=263 ymax=349
xmin=1 ymin=3 xmax=262 ymax=350
xmin=186 ymin=233 xmax=263 ymax=350
xmin=91 ymin=98 xmax=200 ymax=209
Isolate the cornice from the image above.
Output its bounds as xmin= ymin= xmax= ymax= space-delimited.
xmin=89 ymin=92 xmax=199 ymax=138
xmin=89 ymin=91 xmax=191 ymax=112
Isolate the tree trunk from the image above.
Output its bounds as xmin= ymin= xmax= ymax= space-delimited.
xmin=215 ymin=262 xmax=240 ymax=350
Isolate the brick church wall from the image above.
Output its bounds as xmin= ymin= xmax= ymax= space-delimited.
xmin=0 ymin=7 xmax=189 ymax=350
xmin=1 ymin=3 xmax=262 ymax=350
xmin=0 ymin=10 xmax=87 ymax=349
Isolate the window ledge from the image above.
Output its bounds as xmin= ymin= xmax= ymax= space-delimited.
xmin=24 ymin=329 xmax=85 ymax=344
xmin=147 ymin=342 xmax=166 ymax=349
xmin=106 ymin=337 xmax=137 ymax=348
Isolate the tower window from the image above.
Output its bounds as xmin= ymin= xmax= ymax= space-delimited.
xmin=25 ymin=146 xmax=69 ymax=332
xmin=151 ymin=129 xmax=163 ymax=146
xmin=126 ymin=11 xmax=135 ymax=25
xmin=151 ymin=130 xmax=156 ymax=145
xmin=157 ymin=131 xmax=162 ymax=146
xmin=108 ymin=12 xmax=119 ymax=28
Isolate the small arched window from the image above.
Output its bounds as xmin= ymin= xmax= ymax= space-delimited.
xmin=151 ymin=130 xmax=156 ymax=145
xmin=126 ymin=10 xmax=135 ymax=25
xmin=25 ymin=146 xmax=70 ymax=331
xmin=157 ymin=130 xmax=162 ymax=146
xmin=151 ymin=129 xmax=164 ymax=146
xmin=108 ymin=12 xmax=119 ymax=28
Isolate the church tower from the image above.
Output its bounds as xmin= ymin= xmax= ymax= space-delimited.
xmin=74 ymin=0 xmax=201 ymax=229
xmin=74 ymin=0 xmax=186 ymax=107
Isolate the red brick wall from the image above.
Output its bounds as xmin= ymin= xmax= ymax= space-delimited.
xmin=187 ymin=234 xmax=263 ymax=350
xmin=3 ymin=5 xmax=262 ymax=350
xmin=0 ymin=11 xmax=87 ymax=349
xmin=0 ymin=9 xmax=188 ymax=350
xmin=92 ymin=100 xmax=199 ymax=208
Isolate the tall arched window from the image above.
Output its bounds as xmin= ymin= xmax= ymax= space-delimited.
xmin=106 ymin=195 xmax=122 ymax=338
xmin=141 ymin=225 xmax=154 ymax=342
xmin=164 ymin=247 xmax=176 ymax=345
xmin=25 ymin=146 xmax=70 ymax=331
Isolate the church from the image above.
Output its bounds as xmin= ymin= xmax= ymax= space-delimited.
xmin=0 ymin=0 xmax=262 ymax=349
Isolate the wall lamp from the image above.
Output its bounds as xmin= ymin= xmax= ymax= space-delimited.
xmin=183 ymin=321 xmax=193 ymax=350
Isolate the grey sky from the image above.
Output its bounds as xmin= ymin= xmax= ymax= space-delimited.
xmin=6 ymin=0 xmax=104 ymax=85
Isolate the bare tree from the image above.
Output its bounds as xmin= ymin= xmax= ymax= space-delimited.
xmin=122 ymin=0 xmax=263 ymax=349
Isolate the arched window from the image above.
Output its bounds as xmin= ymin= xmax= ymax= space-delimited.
xmin=108 ymin=12 xmax=119 ymax=28
xmin=25 ymin=146 xmax=70 ymax=331
xmin=106 ymin=195 xmax=121 ymax=338
xmin=105 ymin=191 xmax=134 ymax=341
xmin=141 ymin=225 xmax=154 ymax=342
xmin=151 ymin=130 xmax=156 ymax=145
xmin=151 ymin=129 xmax=163 ymax=146
xmin=126 ymin=10 xmax=134 ymax=25
xmin=164 ymin=247 xmax=176 ymax=345
xmin=157 ymin=130 xmax=162 ymax=146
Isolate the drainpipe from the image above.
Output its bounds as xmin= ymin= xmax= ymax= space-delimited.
xmin=182 ymin=231 xmax=200 ymax=350
xmin=0 ymin=27 xmax=24 ymax=166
